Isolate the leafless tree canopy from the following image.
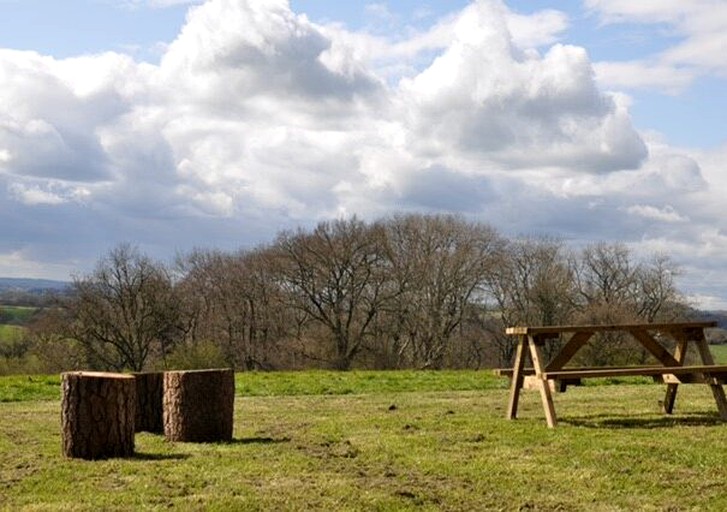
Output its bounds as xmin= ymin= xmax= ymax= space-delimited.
xmin=379 ymin=214 xmax=504 ymax=369
xmin=63 ymin=244 xmax=180 ymax=372
xmin=271 ymin=218 xmax=391 ymax=370
xmin=30 ymin=215 xmax=693 ymax=372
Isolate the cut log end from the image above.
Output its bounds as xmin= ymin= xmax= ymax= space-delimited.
xmin=64 ymin=371 xmax=133 ymax=380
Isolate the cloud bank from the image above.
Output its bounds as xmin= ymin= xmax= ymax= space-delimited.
xmin=0 ymin=0 xmax=726 ymax=307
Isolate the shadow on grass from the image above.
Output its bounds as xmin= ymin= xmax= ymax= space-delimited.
xmin=132 ymin=452 xmax=190 ymax=461
xmin=230 ymin=436 xmax=291 ymax=445
xmin=139 ymin=434 xmax=292 ymax=446
xmin=562 ymin=412 xmax=724 ymax=429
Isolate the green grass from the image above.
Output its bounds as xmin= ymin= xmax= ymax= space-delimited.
xmin=234 ymin=369 xmax=507 ymax=396
xmin=3 ymin=371 xmax=727 ymax=510
xmin=0 ymin=370 xmax=506 ymax=403
xmin=0 ymin=374 xmax=61 ymax=402
xmin=708 ymin=344 xmax=727 ymax=364
xmin=0 ymin=324 xmax=25 ymax=342
xmin=0 ymin=305 xmax=38 ymax=325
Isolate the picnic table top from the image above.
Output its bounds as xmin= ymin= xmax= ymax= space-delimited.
xmin=505 ymin=321 xmax=717 ymax=336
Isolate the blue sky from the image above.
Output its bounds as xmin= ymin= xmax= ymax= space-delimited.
xmin=0 ymin=1 xmax=190 ymax=60
xmin=0 ymin=0 xmax=726 ymax=308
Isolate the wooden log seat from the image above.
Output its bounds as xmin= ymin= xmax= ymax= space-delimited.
xmin=163 ymin=368 xmax=235 ymax=443
xmin=61 ymin=371 xmax=136 ymax=460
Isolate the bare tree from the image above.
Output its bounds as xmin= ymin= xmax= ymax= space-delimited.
xmin=573 ymin=242 xmax=637 ymax=309
xmin=26 ymin=307 xmax=85 ymax=373
xmin=634 ymin=253 xmax=686 ymax=322
xmin=236 ymin=248 xmax=293 ymax=369
xmin=382 ymin=214 xmax=504 ymax=369
xmin=174 ymin=247 xmax=292 ymax=370
xmin=174 ymin=249 xmax=240 ymax=367
xmin=569 ymin=243 xmax=689 ymax=365
xmin=64 ymin=244 xmax=180 ymax=371
xmin=271 ymin=218 xmax=391 ymax=370
xmin=487 ymin=237 xmax=575 ymax=365
xmin=50 ymin=224 xmax=694 ymax=372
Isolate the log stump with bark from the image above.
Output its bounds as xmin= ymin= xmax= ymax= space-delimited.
xmin=133 ymin=372 xmax=164 ymax=434
xmin=163 ymin=368 xmax=235 ymax=442
xmin=61 ymin=371 xmax=136 ymax=460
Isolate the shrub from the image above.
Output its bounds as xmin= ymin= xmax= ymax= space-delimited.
xmin=163 ymin=341 xmax=228 ymax=370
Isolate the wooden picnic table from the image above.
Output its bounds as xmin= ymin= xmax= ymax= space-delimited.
xmin=500 ymin=321 xmax=727 ymax=428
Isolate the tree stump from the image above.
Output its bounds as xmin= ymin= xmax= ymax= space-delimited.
xmin=133 ymin=372 xmax=164 ymax=434
xmin=163 ymin=368 xmax=235 ymax=442
xmin=61 ymin=371 xmax=136 ymax=460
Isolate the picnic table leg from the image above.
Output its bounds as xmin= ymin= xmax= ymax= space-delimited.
xmin=506 ymin=335 xmax=528 ymax=420
xmin=528 ymin=336 xmax=557 ymax=428
xmin=693 ymin=329 xmax=727 ymax=420
xmin=662 ymin=333 xmax=688 ymax=414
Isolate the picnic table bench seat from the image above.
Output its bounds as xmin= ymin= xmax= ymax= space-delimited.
xmin=495 ymin=364 xmax=727 ymax=382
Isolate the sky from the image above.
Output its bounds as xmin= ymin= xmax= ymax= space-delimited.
xmin=0 ymin=1 xmax=726 ymax=309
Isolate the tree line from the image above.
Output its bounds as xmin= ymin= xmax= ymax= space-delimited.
xmin=20 ymin=214 xmax=692 ymax=373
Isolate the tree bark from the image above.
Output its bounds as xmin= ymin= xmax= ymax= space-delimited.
xmin=163 ymin=369 xmax=235 ymax=442
xmin=133 ymin=372 xmax=164 ymax=434
xmin=61 ymin=371 xmax=136 ymax=459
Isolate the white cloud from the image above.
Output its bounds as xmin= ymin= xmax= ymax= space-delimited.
xmin=624 ymin=204 xmax=687 ymax=223
xmin=398 ymin=3 xmax=646 ymax=173
xmin=587 ymin=0 xmax=727 ymax=92
xmin=507 ymin=8 xmax=568 ymax=49
xmin=0 ymin=0 xmax=726 ymax=307
xmin=636 ymin=227 xmax=727 ymax=291
xmin=0 ymin=248 xmax=78 ymax=280
xmin=314 ymin=0 xmax=568 ymax=86
xmin=585 ymin=0 xmax=692 ymax=24
xmin=365 ymin=3 xmax=395 ymax=22
xmin=10 ymin=184 xmax=67 ymax=206
xmin=675 ymin=143 xmax=727 ymax=233
xmin=594 ymin=61 xmax=694 ymax=94
xmin=0 ymin=49 xmax=133 ymax=182
xmin=686 ymin=294 xmax=727 ymax=311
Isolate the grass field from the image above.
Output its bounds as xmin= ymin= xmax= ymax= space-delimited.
xmin=0 ymin=324 xmax=25 ymax=342
xmin=0 ymin=306 xmax=38 ymax=325
xmin=2 ymin=371 xmax=727 ymax=511
xmin=708 ymin=343 xmax=727 ymax=364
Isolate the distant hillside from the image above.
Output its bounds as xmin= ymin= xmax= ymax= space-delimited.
xmin=0 ymin=278 xmax=70 ymax=293
xmin=687 ymin=309 xmax=727 ymax=330
xmin=0 ymin=278 xmax=70 ymax=307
